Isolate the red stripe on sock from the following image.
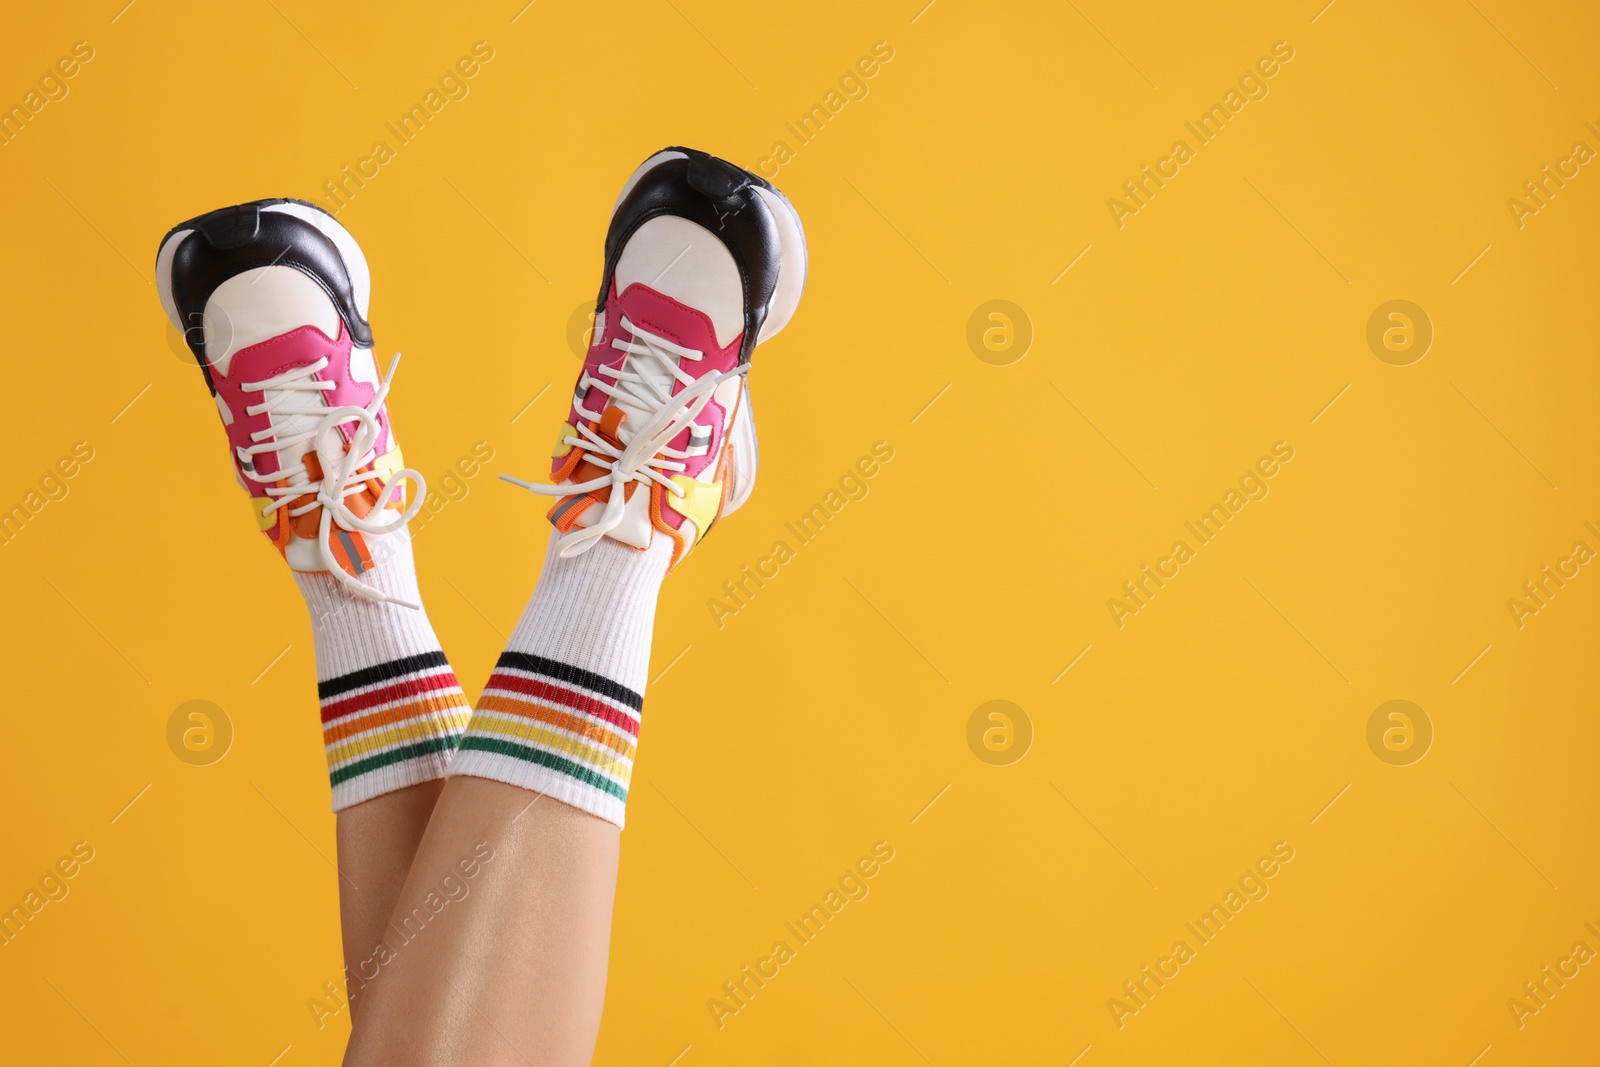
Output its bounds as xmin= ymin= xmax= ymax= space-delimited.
xmin=481 ymin=671 xmax=641 ymax=737
xmin=321 ymin=670 xmax=463 ymax=723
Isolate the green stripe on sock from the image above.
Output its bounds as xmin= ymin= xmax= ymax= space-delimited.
xmin=458 ymin=735 xmax=629 ymax=801
xmin=329 ymin=736 xmax=459 ymax=786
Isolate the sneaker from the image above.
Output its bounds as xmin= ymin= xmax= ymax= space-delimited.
xmin=503 ymin=146 xmax=808 ymax=568
xmin=155 ymin=199 xmax=424 ymax=606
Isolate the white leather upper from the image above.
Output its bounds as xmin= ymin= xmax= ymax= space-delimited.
xmin=202 ymin=267 xmax=341 ymax=376
xmin=614 ymin=215 xmax=744 ymax=350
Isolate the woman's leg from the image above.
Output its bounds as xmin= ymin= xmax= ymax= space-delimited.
xmin=296 ymin=541 xmax=477 ymax=1018
xmin=344 ymin=146 xmax=805 ymax=1063
xmin=154 ymin=198 xmax=475 ymax=1018
xmin=344 ymin=535 xmax=666 ymax=1066
xmin=343 ymin=779 xmax=620 ymax=1066
xmin=335 ymin=779 xmax=446 ymax=1009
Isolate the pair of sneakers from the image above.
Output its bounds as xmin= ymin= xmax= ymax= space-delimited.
xmin=155 ymin=147 xmax=807 ymax=597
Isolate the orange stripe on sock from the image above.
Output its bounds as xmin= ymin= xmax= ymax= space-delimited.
xmin=322 ymin=693 xmax=473 ymax=745
xmin=326 ymin=707 xmax=473 ymax=766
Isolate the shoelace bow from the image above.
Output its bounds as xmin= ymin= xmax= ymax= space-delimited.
xmin=239 ymin=353 xmax=425 ymax=608
xmin=502 ymin=316 xmax=747 ymax=557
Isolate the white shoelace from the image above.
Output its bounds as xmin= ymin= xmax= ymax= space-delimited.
xmin=239 ymin=353 xmax=425 ymax=608
xmin=503 ymin=316 xmax=747 ymax=557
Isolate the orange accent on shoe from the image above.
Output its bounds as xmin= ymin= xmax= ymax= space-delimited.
xmin=327 ymin=526 xmax=374 ymax=578
xmin=289 ymin=454 xmax=324 ymax=540
xmin=547 ymin=493 xmax=597 ymax=533
xmin=362 ymin=470 xmax=401 ymax=510
xmin=289 ymin=451 xmax=385 ymax=543
xmin=267 ymin=506 xmax=292 ymax=555
xmin=552 ymin=438 xmax=585 ymax=483
xmin=649 ymin=437 xmax=733 ymax=574
xmin=647 ymin=483 xmax=688 ymax=571
xmin=571 ymin=407 xmax=631 ymax=503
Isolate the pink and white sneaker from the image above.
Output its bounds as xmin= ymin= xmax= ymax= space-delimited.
xmin=503 ymin=146 xmax=807 ymax=569
xmin=155 ymin=199 xmax=424 ymax=606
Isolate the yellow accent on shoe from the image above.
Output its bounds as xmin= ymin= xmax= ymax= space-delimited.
xmin=553 ymin=422 xmax=576 ymax=458
xmin=668 ymin=474 xmax=723 ymax=542
xmin=372 ymin=446 xmax=408 ymax=509
xmin=251 ymin=495 xmax=277 ymax=532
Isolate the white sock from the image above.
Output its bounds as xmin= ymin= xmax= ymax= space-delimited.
xmin=295 ymin=529 xmax=472 ymax=811
xmin=449 ymin=534 xmax=671 ymax=828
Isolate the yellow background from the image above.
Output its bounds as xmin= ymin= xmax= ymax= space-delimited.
xmin=2 ymin=0 xmax=1597 ymax=1063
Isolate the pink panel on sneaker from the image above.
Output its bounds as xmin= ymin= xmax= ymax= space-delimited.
xmin=214 ymin=322 xmax=392 ymax=482
xmin=657 ymin=500 xmax=687 ymax=531
xmin=555 ymin=279 xmax=740 ymax=491
xmin=615 ymin=282 xmax=737 ymax=369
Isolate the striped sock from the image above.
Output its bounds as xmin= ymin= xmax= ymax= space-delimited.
xmin=450 ymin=534 xmax=671 ymax=828
xmin=295 ymin=529 xmax=473 ymax=811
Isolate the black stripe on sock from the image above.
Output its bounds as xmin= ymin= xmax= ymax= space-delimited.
xmin=494 ymin=651 xmax=644 ymax=712
xmin=318 ymin=650 xmax=451 ymax=701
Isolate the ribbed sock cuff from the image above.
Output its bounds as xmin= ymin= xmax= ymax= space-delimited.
xmin=295 ymin=530 xmax=471 ymax=812
xmin=450 ymin=534 xmax=670 ymax=829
